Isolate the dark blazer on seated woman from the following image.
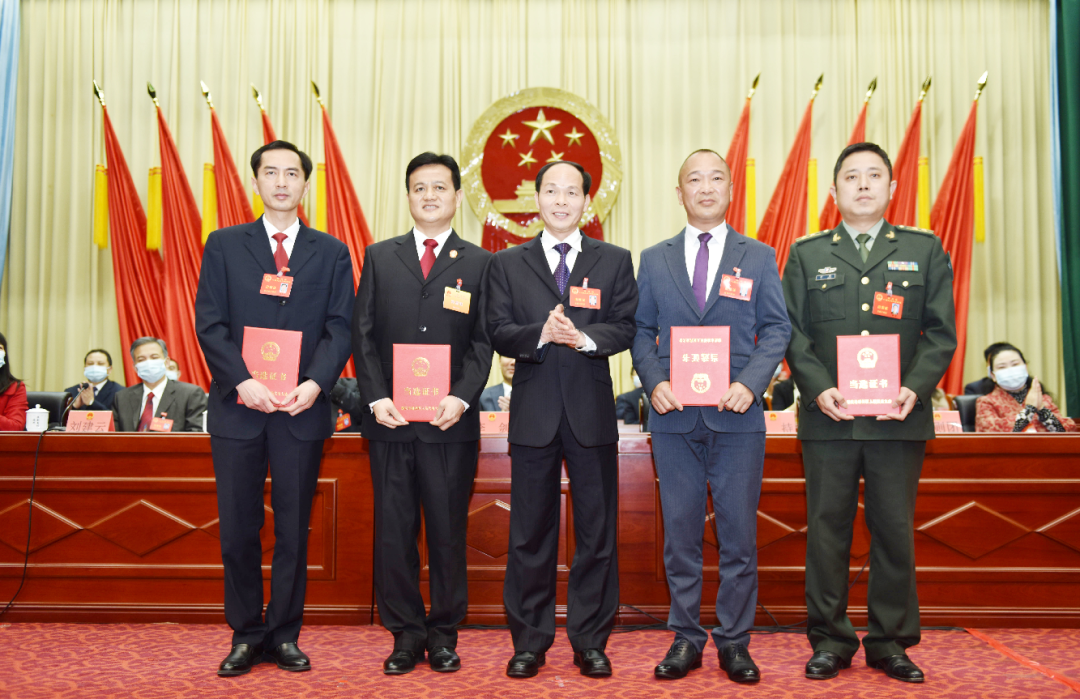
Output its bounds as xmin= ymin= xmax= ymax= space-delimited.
xmin=0 ymin=380 xmax=28 ymax=431
xmin=975 ymin=380 xmax=1077 ymax=433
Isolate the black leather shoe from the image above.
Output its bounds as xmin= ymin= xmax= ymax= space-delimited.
xmin=506 ymin=651 xmax=545 ymax=678
xmin=805 ymin=650 xmax=851 ymax=679
xmin=718 ymin=642 xmax=760 ymax=683
xmin=868 ymin=653 xmax=924 ymax=683
xmin=428 ymin=646 xmax=460 ymax=673
xmin=573 ymin=648 xmax=612 ymax=677
xmin=217 ymin=643 xmax=263 ymax=676
xmin=654 ymin=638 xmax=702 ymax=679
xmin=263 ymin=642 xmax=311 ymax=672
xmin=383 ymin=649 xmax=423 ymax=675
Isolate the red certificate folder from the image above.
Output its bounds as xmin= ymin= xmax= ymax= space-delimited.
xmin=670 ymin=326 xmax=730 ymax=406
xmin=239 ymin=327 xmax=302 ymax=405
xmin=836 ymin=334 xmax=900 ymax=416
xmin=393 ymin=344 xmax=451 ymax=422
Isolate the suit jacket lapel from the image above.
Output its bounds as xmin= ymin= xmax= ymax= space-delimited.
xmin=424 ymin=230 xmax=466 ymax=287
xmin=286 ymin=224 xmax=318 ymax=276
xmin=829 ymin=227 xmax=866 ymax=272
xmin=664 ymin=230 xmax=701 ymax=316
xmin=156 ymin=381 xmax=178 ymax=420
xmin=523 ymin=236 xmax=563 ymax=300
xmin=564 ymin=236 xmax=601 ymax=301
xmin=863 ymin=222 xmax=899 ymax=272
xmin=243 ymin=218 xmax=278 ymax=274
xmin=701 ymin=230 xmax=746 ymax=318
xmin=393 ymin=232 xmax=426 ymax=285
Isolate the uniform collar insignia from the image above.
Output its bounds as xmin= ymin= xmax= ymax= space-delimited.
xmin=832 ymin=232 xmax=842 ymax=242
xmin=818 ymin=267 xmax=836 ymax=274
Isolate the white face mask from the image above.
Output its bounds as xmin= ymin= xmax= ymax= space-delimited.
xmin=632 ymin=374 xmax=642 ymax=389
xmin=0 ymin=350 xmax=5 ymax=369
xmin=165 ymin=370 xmax=180 ymax=381
xmin=136 ymin=358 xmax=168 ymax=384
xmin=84 ymin=365 xmax=109 ymax=383
xmin=994 ymin=364 xmax=1029 ymax=391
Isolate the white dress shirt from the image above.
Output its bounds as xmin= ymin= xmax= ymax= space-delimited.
xmin=841 ymin=218 xmax=886 ymax=252
xmin=684 ymin=221 xmax=729 ymax=293
xmin=262 ymin=216 xmax=301 ymax=258
xmin=412 ymin=227 xmax=453 ymax=260
xmin=138 ymin=377 xmax=168 ymax=424
xmin=538 ymin=229 xmax=596 ymax=353
xmin=502 ymin=382 xmax=513 ymax=397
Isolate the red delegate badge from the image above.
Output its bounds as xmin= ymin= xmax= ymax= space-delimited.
xmin=569 ymin=277 xmax=602 ymax=309
xmin=718 ymin=268 xmax=753 ymax=301
xmin=261 ymin=269 xmax=293 ymax=298
xmin=872 ymin=282 xmax=904 ymax=319
xmin=149 ymin=412 xmax=174 ymax=432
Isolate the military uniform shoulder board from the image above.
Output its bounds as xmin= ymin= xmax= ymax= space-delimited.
xmin=794 ymin=229 xmax=829 ymax=244
xmin=895 ymin=225 xmax=935 ymax=236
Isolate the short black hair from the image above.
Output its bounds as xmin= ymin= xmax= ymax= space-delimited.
xmin=251 ymin=140 xmax=313 ymax=181
xmin=405 ymin=152 xmax=461 ymax=191
xmin=535 ymin=160 xmax=592 ymax=196
xmin=988 ymin=343 xmax=1026 ymax=369
xmin=130 ymin=337 xmax=168 ymax=360
xmin=85 ymin=349 xmax=113 ymax=366
xmin=982 ymin=341 xmax=1013 ymax=364
xmin=833 ymin=142 xmax=893 ymax=184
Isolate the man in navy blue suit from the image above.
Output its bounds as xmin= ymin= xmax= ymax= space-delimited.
xmin=632 ymin=150 xmax=790 ymax=683
xmin=195 ymin=140 xmax=354 ymax=677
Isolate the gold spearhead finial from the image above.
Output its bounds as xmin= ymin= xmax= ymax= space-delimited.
xmin=747 ymin=73 xmax=760 ymax=100
xmin=251 ymin=84 xmax=264 ymax=111
xmin=919 ymin=75 xmax=932 ymax=102
xmin=92 ymin=80 xmax=105 ymax=107
xmin=864 ymin=77 xmax=877 ymax=104
xmin=974 ymin=71 xmax=988 ymax=102
xmin=311 ymin=80 xmax=325 ymax=108
xmin=810 ymin=73 xmax=823 ymax=101
xmin=147 ymin=81 xmax=159 ymax=107
xmin=200 ymin=80 xmax=214 ymax=109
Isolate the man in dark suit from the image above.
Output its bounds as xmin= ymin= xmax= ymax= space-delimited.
xmin=195 ymin=140 xmax=354 ymax=677
xmin=614 ymin=367 xmax=647 ymax=424
xmin=964 ymin=342 xmax=1010 ymax=395
xmin=632 ymin=150 xmax=790 ymax=683
xmin=65 ymin=349 xmax=123 ymax=412
xmin=487 ymin=161 xmax=638 ymax=679
xmin=111 ymin=338 xmax=206 ymax=431
xmin=352 ymin=152 xmax=492 ymax=675
xmin=783 ymin=143 xmax=956 ymax=684
xmin=478 ymin=355 xmax=514 ymax=412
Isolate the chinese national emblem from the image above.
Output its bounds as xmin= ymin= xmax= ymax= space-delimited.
xmin=857 ymin=348 xmax=879 ymax=369
xmin=691 ymin=373 xmax=711 ymax=394
xmin=261 ymin=342 xmax=281 ymax=362
xmin=461 ymin=88 xmax=623 ymax=252
xmin=412 ymin=357 xmax=431 ymax=377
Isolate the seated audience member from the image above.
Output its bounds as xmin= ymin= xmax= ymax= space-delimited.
xmin=479 ymin=355 xmax=514 ymax=412
xmin=65 ymin=349 xmax=123 ymax=411
xmin=165 ymin=358 xmax=182 ymax=382
xmin=931 ymin=387 xmax=951 ymax=411
xmin=615 ymin=366 xmax=649 ymax=424
xmin=0 ymin=332 xmax=28 ymax=431
xmin=329 ymin=377 xmax=363 ymax=433
xmin=975 ymin=344 xmax=1077 ymax=433
xmin=964 ymin=341 xmax=1010 ymax=396
xmin=112 ymin=337 xmax=207 ymax=432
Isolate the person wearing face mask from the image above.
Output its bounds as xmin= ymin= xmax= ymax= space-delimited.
xmin=64 ymin=349 xmax=123 ymax=411
xmin=614 ymin=367 xmax=649 ymax=425
xmin=165 ymin=358 xmax=182 ymax=382
xmin=0 ymin=331 xmax=29 ymax=431
xmin=111 ymin=337 xmax=207 ymax=432
xmin=964 ymin=342 xmax=1011 ymax=397
xmin=975 ymin=344 xmax=1077 ymax=433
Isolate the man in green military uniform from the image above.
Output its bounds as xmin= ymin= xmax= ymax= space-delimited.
xmin=782 ymin=143 xmax=956 ymax=683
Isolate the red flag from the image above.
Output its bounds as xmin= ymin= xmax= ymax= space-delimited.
xmin=210 ymin=109 xmax=254 ymax=228
xmin=884 ymin=100 xmax=924 ymax=226
xmin=931 ymin=101 xmax=979 ymax=395
xmin=757 ymin=99 xmax=814 ymax=275
xmin=101 ymin=107 xmax=167 ymax=386
xmin=725 ymin=98 xmax=751 ymax=234
xmin=155 ymin=106 xmax=212 ymax=390
xmin=818 ymin=103 xmax=867 ymax=232
xmin=319 ymin=104 xmax=374 ymax=285
xmin=259 ymin=110 xmax=310 ymax=227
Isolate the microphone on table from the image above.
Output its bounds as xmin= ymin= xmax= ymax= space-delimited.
xmin=55 ymin=383 xmax=89 ymax=429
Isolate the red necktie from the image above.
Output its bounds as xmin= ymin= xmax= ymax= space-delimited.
xmin=272 ymin=232 xmax=289 ymax=273
xmin=137 ymin=392 xmax=155 ymax=432
xmin=420 ymin=239 xmax=438 ymax=279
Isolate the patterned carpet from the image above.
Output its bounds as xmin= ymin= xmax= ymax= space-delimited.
xmin=2 ymin=623 xmax=1079 ymax=698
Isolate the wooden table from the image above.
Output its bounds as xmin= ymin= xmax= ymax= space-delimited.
xmin=2 ymin=432 xmax=1078 ymax=627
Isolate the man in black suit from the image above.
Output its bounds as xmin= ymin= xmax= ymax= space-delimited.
xmin=353 ymin=152 xmax=492 ymax=675
xmin=614 ymin=367 xmax=646 ymax=424
xmin=487 ymin=161 xmax=638 ymax=679
xmin=111 ymin=338 xmax=207 ymax=431
xmin=195 ymin=140 xmax=354 ymax=677
xmin=478 ymin=355 xmax=514 ymax=412
xmin=65 ymin=349 xmax=123 ymax=411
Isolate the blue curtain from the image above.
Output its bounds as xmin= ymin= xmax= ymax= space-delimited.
xmin=0 ymin=0 xmax=19 ymax=290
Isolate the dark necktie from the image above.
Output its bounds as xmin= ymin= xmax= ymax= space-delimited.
xmin=553 ymin=243 xmax=571 ymax=294
xmin=857 ymin=233 xmax=871 ymax=263
xmin=137 ymin=392 xmax=155 ymax=432
xmin=272 ymin=232 xmax=289 ymax=273
xmin=692 ymin=232 xmax=713 ymax=311
xmin=420 ymin=239 xmax=438 ymax=279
